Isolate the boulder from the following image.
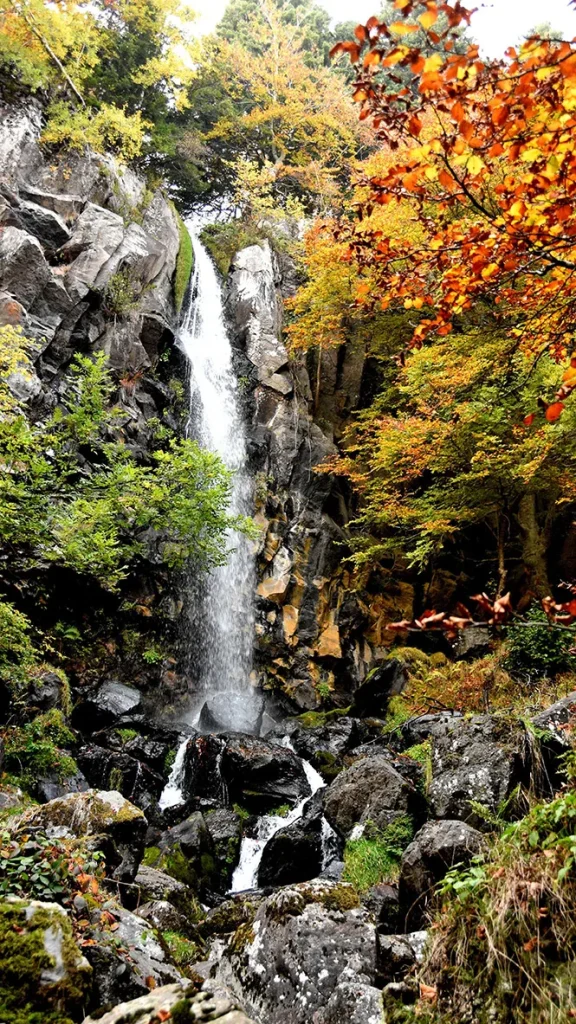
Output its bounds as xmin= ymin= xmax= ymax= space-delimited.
xmin=85 ymin=905 xmax=181 ymax=1008
xmin=533 ymin=691 xmax=576 ymax=745
xmin=198 ymin=691 xmax=264 ymax=735
xmin=0 ymin=226 xmax=51 ymax=307
xmin=221 ymin=734 xmax=311 ymax=812
xmin=377 ymin=931 xmax=427 ymax=984
xmin=73 ymin=680 xmax=143 ymax=731
xmin=23 ymin=789 xmax=147 ymax=881
xmin=27 ymin=669 xmax=70 ymax=715
xmin=362 ymin=882 xmax=401 ymax=934
xmin=17 ymin=199 xmax=71 ymax=249
xmin=350 ymin=660 xmax=408 ymax=717
xmin=0 ymin=898 xmax=91 ymax=1021
xmin=62 ymin=202 xmax=125 ymax=259
xmin=324 ymin=755 xmax=418 ymax=838
xmin=82 ymin=981 xmax=255 ymax=1024
xmin=76 ymin=744 xmax=164 ymax=810
xmin=428 ymin=714 xmax=527 ymax=828
xmin=399 ymin=711 xmax=465 ymax=748
xmin=399 ymin=819 xmax=485 ymax=928
xmin=147 ymin=811 xmax=217 ymax=894
xmin=257 ymin=812 xmax=324 ymax=888
xmin=19 ymin=184 xmax=84 ymax=222
xmin=132 ymin=865 xmax=200 ymax=919
xmin=219 ymin=881 xmax=377 ymax=1024
xmin=137 ymin=899 xmax=190 ymax=935
xmin=532 ymin=692 xmax=576 ymax=793
xmin=312 ymin=982 xmax=383 ymax=1024
xmin=287 ymin=716 xmax=361 ymax=780
xmin=199 ymin=892 xmax=264 ymax=939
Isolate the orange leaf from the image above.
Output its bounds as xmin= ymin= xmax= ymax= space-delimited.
xmin=157 ymin=1012 xmax=170 ymax=1022
xmin=363 ymin=50 xmax=381 ymax=67
xmin=419 ymin=8 xmax=438 ymax=30
xmin=146 ymin=976 xmax=157 ymax=990
xmin=420 ymin=983 xmax=438 ymax=1003
xmin=545 ymin=402 xmax=564 ymax=422
xmin=523 ymin=413 xmax=536 ymax=426
xmin=523 ymin=937 xmax=539 ymax=952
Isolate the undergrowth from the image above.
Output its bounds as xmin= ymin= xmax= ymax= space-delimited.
xmin=402 ymin=761 xmax=576 ymax=1023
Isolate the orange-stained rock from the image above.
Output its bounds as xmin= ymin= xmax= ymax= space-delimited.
xmin=316 ymin=622 xmax=342 ymax=659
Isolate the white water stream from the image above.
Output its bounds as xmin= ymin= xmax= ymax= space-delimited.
xmin=180 ymin=233 xmax=256 ymax=706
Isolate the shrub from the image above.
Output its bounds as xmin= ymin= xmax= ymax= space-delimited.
xmin=43 ymin=102 xmax=149 ymax=160
xmin=343 ymin=816 xmax=414 ymax=892
xmin=504 ymin=607 xmax=576 ymax=683
xmin=0 ymin=602 xmax=37 ymax=702
xmin=3 ymin=710 xmax=77 ymax=788
xmin=411 ymin=770 xmax=576 ymax=1023
xmin=103 ymin=268 xmax=142 ymax=316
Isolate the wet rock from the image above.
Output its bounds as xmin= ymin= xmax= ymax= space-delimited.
xmin=147 ymin=811 xmax=217 ymax=894
xmin=132 ymin=865 xmax=200 ymax=919
xmin=287 ymin=716 xmax=360 ymax=781
xmin=23 ymin=789 xmax=147 ymax=881
xmin=399 ymin=819 xmax=485 ymax=929
xmin=428 ymin=714 xmax=527 ymax=828
xmin=82 ymin=981 xmax=256 ymax=1024
xmin=324 ymin=755 xmax=418 ymax=838
xmin=76 ymin=743 xmax=164 ymax=810
xmin=205 ymin=807 xmax=243 ymax=891
xmin=257 ymin=813 xmax=324 ymax=888
xmin=350 ymin=659 xmax=408 ymax=717
xmin=199 ymin=691 xmax=264 ymax=735
xmin=219 ymin=880 xmax=377 ymax=1024
xmin=85 ymin=905 xmax=182 ymax=1008
xmin=313 ymin=981 xmax=383 ymax=1024
xmin=0 ymin=226 xmax=51 ymax=306
xmin=73 ymin=680 xmax=143 ymax=731
xmin=0 ymin=898 xmax=91 ymax=1021
xmin=221 ymin=734 xmax=312 ymax=812
xmin=35 ymin=769 xmax=90 ymax=804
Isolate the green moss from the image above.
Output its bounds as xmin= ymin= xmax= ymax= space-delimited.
xmin=343 ymin=817 xmax=414 ymax=892
xmin=116 ymin=728 xmax=138 ymax=744
xmin=313 ymin=750 xmax=343 ymax=781
xmin=172 ymin=204 xmax=193 ymax=312
xmin=3 ymin=710 xmax=77 ymax=790
xmin=163 ymin=931 xmax=199 ymax=971
xmin=296 ymin=707 xmax=351 ymax=729
xmin=228 ymin=921 xmax=256 ymax=954
xmin=170 ymin=999 xmax=195 ymax=1024
xmin=142 ymin=845 xmax=161 ymax=867
xmin=108 ymin=766 xmax=123 ymax=790
xmin=404 ymin=739 xmax=433 ymax=789
xmin=0 ymin=900 xmax=91 ymax=1023
xmin=264 ymin=882 xmax=360 ymax=925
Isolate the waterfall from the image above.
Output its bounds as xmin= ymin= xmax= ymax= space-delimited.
xmin=179 ymin=233 xmax=256 ymax=725
xmin=158 ymin=736 xmax=189 ymax=811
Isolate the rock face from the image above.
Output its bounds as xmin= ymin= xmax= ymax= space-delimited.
xmin=24 ymin=789 xmax=147 ymax=881
xmin=226 ymin=241 xmax=415 ymax=712
xmin=428 ymin=715 xmax=527 ymax=828
xmin=399 ymin=819 xmax=485 ymax=928
xmin=324 ymin=755 xmax=418 ymax=838
xmin=219 ymin=881 xmax=377 ymax=1024
xmin=312 ymin=982 xmax=383 ymax=1024
xmin=132 ymin=864 xmax=200 ymax=918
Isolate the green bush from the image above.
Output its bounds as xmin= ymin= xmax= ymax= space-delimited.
xmin=103 ymin=268 xmax=142 ymax=316
xmin=0 ymin=602 xmax=37 ymax=701
xmin=3 ymin=710 xmax=77 ymax=788
xmin=343 ymin=816 xmax=414 ymax=892
xmin=504 ymin=607 xmax=576 ymax=682
xmin=200 ymin=221 xmax=268 ymax=276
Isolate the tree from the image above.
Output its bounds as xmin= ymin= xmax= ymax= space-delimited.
xmin=331 ymin=0 xmax=576 ymax=421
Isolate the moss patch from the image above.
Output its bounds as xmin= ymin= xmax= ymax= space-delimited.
xmin=296 ymin=707 xmax=351 ymax=730
xmin=343 ymin=817 xmax=414 ymax=892
xmin=172 ymin=205 xmax=193 ymax=312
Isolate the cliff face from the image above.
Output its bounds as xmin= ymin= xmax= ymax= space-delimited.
xmin=0 ymin=100 xmax=193 ymax=703
xmin=224 ymin=240 xmax=414 ymax=711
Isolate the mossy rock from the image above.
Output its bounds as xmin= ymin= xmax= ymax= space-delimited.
xmin=0 ymin=899 xmax=91 ymax=1024
xmin=296 ymin=707 xmax=351 ymax=730
xmin=264 ymin=881 xmax=360 ymax=926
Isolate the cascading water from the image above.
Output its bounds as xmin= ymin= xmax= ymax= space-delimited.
xmin=180 ymin=233 xmax=256 ymax=719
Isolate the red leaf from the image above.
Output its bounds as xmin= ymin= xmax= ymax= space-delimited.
xmin=545 ymin=402 xmax=564 ymax=422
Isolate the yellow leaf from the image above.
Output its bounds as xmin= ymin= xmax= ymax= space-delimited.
xmin=419 ymin=9 xmax=438 ymax=30
xmin=467 ymin=154 xmax=485 ymax=176
xmin=521 ymin=149 xmax=543 ymax=163
xmin=423 ymin=53 xmax=443 ymax=73
xmin=390 ymin=21 xmax=419 ymax=34
xmin=481 ymin=263 xmax=499 ymax=280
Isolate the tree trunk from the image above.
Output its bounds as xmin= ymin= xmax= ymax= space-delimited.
xmin=517 ymin=492 xmax=551 ymax=598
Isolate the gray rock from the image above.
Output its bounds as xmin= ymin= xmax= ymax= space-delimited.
xmin=0 ymin=103 xmax=44 ymax=182
xmin=428 ymin=714 xmax=526 ymax=828
xmin=0 ymin=226 xmax=51 ymax=307
xmin=313 ymin=981 xmax=383 ymax=1024
xmin=286 ymin=717 xmax=360 ymax=780
xmin=257 ymin=811 xmax=324 ymax=888
xmin=198 ymin=691 xmax=264 ymax=735
xmin=64 ymin=245 xmax=112 ymax=300
xmin=62 ymin=202 xmax=125 ymax=259
xmin=152 ymin=811 xmax=217 ymax=893
xmin=7 ymin=366 xmax=42 ymax=404
xmin=17 ymin=199 xmax=71 ymax=249
xmin=377 ymin=933 xmax=418 ymax=984
xmin=133 ymin=865 xmax=199 ymax=918
xmin=137 ymin=899 xmax=190 ymax=934
xmin=19 ymin=184 xmax=84 ymax=222
xmin=23 ymin=789 xmax=147 ymax=882
xmin=400 ymin=711 xmax=464 ymax=747
xmin=219 ymin=881 xmax=377 ymax=1024
xmin=97 ymin=320 xmax=152 ymax=375
xmin=27 ymin=669 xmax=69 ymax=714
xmin=324 ymin=755 xmax=417 ymax=838
xmin=85 ymin=905 xmax=182 ymax=1008
xmin=400 ymin=819 xmax=485 ymax=928
xmin=533 ymin=691 xmax=576 ymax=743
xmin=221 ymin=734 xmax=312 ymax=812
xmin=35 ymin=769 xmax=90 ymax=804
xmin=205 ymin=807 xmax=243 ymax=890
xmin=453 ymin=625 xmax=492 ymax=660
xmin=82 ymin=981 xmax=255 ymax=1024
xmin=227 ymin=242 xmax=289 ymax=383
xmin=362 ymin=882 xmax=400 ymax=934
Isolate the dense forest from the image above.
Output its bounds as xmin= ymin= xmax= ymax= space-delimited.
xmin=2 ymin=0 xmax=576 ymax=1022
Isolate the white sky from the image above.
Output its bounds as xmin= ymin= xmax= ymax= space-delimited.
xmin=191 ymin=0 xmax=576 ymax=55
